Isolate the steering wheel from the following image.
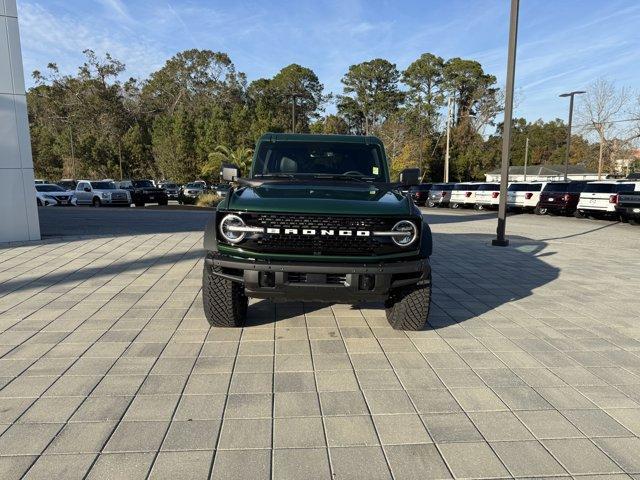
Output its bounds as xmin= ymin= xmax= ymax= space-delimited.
xmin=343 ymin=170 xmax=364 ymax=176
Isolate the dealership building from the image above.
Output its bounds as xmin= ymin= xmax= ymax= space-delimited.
xmin=1 ymin=0 xmax=40 ymax=242
xmin=485 ymin=164 xmax=600 ymax=183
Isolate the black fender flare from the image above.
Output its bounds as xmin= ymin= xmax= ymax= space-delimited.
xmin=419 ymin=220 xmax=433 ymax=258
xmin=203 ymin=210 xmax=219 ymax=252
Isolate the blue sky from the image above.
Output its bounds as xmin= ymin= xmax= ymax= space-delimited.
xmin=17 ymin=0 xmax=640 ymax=122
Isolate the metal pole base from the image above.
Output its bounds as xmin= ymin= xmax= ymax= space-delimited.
xmin=491 ymin=238 xmax=510 ymax=247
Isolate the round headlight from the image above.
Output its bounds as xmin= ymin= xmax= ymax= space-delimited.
xmin=219 ymin=214 xmax=246 ymax=243
xmin=391 ymin=220 xmax=417 ymax=247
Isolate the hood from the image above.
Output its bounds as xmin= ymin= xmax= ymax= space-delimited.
xmin=224 ymin=182 xmax=412 ymax=216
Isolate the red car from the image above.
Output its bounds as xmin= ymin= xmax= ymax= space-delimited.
xmin=538 ymin=181 xmax=589 ymax=215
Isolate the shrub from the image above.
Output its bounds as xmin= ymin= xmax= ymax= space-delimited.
xmin=196 ymin=193 xmax=223 ymax=207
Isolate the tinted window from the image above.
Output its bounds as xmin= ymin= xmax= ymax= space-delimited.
xmin=185 ymin=183 xmax=203 ymax=189
xmin=583 ymin=183 xmax=634 ymax=193
xmin=544 ymin=182 xmax=589 ymax=193
xmin=57 ymin=181 xmax=76 ymax=190
xmin=36 ymin=185 xmax=66 ymax=192
xmin=161 ymin=183 xmax=177 ymax=189
xmin=253 ymin=141 xmax=386 ymax=181
xmin=430 ymin=183 xmax=453 ymax=191
xmin=133 ymin=180 xmax=154 ymax=188
xmin=476 ymin=184 xmax=499 ymax=191
xmin=508 ymin=183 xmax=535 ymax=191
xmin=77 ymin=182 xmax=87 ymax=190
xmin=90 ymin=181 xmax=116 ymax=189
xmin=453 ymin=184 xmax=480 ymax=191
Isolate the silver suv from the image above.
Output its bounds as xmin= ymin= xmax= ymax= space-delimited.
xmin=75 ymin=180 xmax=131 ymax=207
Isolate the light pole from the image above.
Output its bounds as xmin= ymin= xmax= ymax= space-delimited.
xmin=291 ymin=94 xmax=297 ymax=133
xmin=523 ymin=136 xmax=529 ymax=181
xmin=559 ymin=90 xmax=585 ymax=181
xmin=444 ymin=96 xmax=452 ymax=183
xmin=493 ymin=0 xmax=520 ymax=247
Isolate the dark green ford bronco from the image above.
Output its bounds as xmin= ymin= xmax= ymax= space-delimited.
xmin=203 ymin=133 xmax=432 ymax=330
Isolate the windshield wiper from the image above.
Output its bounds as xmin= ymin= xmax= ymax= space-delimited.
xmin=311 ymin=174 xmax=375 ymax=184
xmin=254 ymin=174 xmax=295 ymax=179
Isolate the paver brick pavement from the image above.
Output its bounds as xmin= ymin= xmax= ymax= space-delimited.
xmin=0 ymin=208 xmax=639 ymax=478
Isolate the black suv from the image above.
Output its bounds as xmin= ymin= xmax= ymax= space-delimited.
xmin=121 ymin=180 xmax=168 ymax=207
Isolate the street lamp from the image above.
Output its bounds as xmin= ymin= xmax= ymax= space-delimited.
xmin=492 ymin=0 xmax=520 ymax=247
xmin=559 ymin=90 xmax=585 ymax=181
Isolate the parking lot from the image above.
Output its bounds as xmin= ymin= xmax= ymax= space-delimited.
xmin=1 ymin=207 xmax=639 ymax=479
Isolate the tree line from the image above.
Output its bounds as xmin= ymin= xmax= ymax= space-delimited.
xmin=27 ymin=48 xmax=637 ymax=184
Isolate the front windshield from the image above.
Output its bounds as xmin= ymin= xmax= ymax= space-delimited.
xmin=133 ymin=180 xmax=154 ymax=188
xmin=90 ymin=182 xmax=116 ymax=190
xmin=36 ymin=185 xmax=66 ymax=192
xmin=185 ymin=183 xmax=202 ymax=189
xmin=253 ymin=141 xmax=386 ymax=181
xmin=162 ymin=183 xmax=177 ymax=189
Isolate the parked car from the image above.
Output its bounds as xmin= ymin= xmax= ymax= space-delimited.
xmin=507 ymin=182 xmax=546 ymax=213
xmin=178 ymin=182 xmax=205 ymax=204
xmin=56 ymin=179 xmax=77 ymax=190
xmin=576 ymin=181 xmax=638 ymax=218
xmin=616 ymin=191 xmax=640 ymax=224
xmin=193 ymin=180 xmax=208 ymax=190
xmin=158 ymin=181 xmax=180 ymax=200
xmin=214 ymin=184 xmax=231 ymax=198
xmin=426 ymin=183 xmax=454 ymax=207
xmin=75 ymin=180 xmax=131 ymax=207
xmin=408 ymin=183 xmax=432 ymax=206
xmin=473 ymin=183 xmax=501 ymax=210
xmin=118 ymin=179 xmax=168 ymax=206
xmin=35 ymin=183 xmax=77 ymax=206
xmin=537 ymin=181 xmax=589 ymax=215
xmin=450 ymin=182 xmax=482 ymax=209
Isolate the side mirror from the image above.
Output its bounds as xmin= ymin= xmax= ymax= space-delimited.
xmin=84 ymin=187 xmax=91 ymax=192
xmin=399 ymin=168 xmax=420 ymax=186
xmin=222 ymin=165 xmax=239 ymax=182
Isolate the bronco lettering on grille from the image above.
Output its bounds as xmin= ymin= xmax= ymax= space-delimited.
xmin=265 ymin=228 xmax=371 ymax=236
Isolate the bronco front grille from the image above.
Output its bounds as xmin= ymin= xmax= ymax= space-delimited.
xmin=225 ymin=213 xmax=417 ymax=257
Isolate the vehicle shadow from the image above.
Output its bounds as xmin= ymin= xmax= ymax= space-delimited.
xmin=37 ymin=207 xmax=210 ymax=238
xmin=244 ymin=232 xmax=560 ymax=330
xmin=3 ymin=226 xmax=559 ymax=331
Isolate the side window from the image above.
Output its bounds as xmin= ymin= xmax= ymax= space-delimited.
xmin=77 ymin=182 xmax=85 ymax=191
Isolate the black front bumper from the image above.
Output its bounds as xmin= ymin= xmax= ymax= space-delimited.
xmin=205 ymin=253 xmax=430 ymax=302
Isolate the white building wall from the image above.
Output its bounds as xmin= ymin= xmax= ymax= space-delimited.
xmin=0 ymin=0 xmax=40 ymax=242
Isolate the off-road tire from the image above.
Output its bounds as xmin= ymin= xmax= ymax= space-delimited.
xmin=384 ymin=275 xmax=432 ymax=331
xmin=202 ymin=264 xmax=247 ymax=327
xmin=534 ymin=205 xmax=546 ymax=215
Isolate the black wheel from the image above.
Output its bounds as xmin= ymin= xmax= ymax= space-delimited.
xmin=474 ymin=204 xmax=484 ymax=211
xmin=92 ymin=197 xmax=102 ymax=207
xmin=574 ymin=209 xmax=585 ymax=218
xmin=620 ymin=214 xmax=629 ymax=223
xmin=37 ymin=198 xmax=42 ymax=206
xmin=450 ymin=203 xmax=460 ymax=209
xmin=628 ymin=217 xmax=640 ymax=226
xmin=534 ymin=206 xmax=547 ymax=215
xmin=202 ymin=264 xmax=247 ymax=327
xmin=384 ymin=273 xmax=432 ymax=331
xmin=427 ymin=200 xmax=436 ymax=208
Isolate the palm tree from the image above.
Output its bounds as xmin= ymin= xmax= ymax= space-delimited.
xmin=201 ymin=145 xmax=254 ymax=180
